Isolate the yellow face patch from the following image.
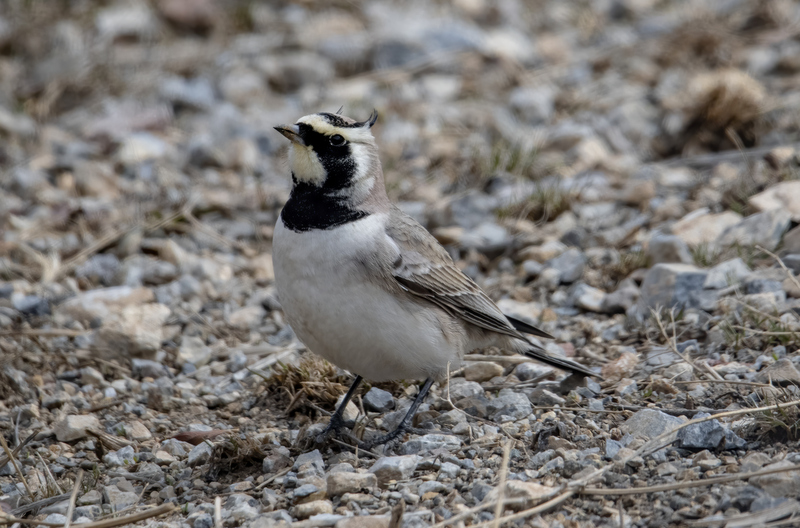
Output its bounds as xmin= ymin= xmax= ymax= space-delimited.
xmin=289 ymin=143 xmax=326 ymax=185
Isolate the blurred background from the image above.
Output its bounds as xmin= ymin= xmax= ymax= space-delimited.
xmin=0 ymin=0 xmax=799 ymax=375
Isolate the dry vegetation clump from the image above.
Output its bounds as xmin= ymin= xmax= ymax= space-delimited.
xmin=496 ymin=181 xmax=579 ymax=224
xmin=207 ymin=433 xmax=272 ymax=480
xmin=660 ymin=69 xmax=767 ymax=157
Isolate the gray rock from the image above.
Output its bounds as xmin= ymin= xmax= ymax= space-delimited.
xmin=103 ymin=446 xmax=136 ymax=467
xmin=294 ymin=449 xmax=325 ymax=477
xmin=528 ymin=388 xmax=566 ymax=406
xmin=55 ymin=415 xmax=100 ymax=442
xmin=188 ymin=441 xmax=213 ymax=466
xmin=677 ymin=412 xmax=725 ymax=449
xmin=602 ymin=281 xmax=640 ymax=314
xmin=639 ymin=263 xmax=717 ymax=311
xmin=178 ymin=336 xmax=213 ymax=367
xmin=402 ymin=434 xmax=460 ymax=454
xmin=509 ymin=86 xmax=555 ymax=125
xmin=226 ymin=494 xmax=260 ymax=521
xmin=418 ymin=481 xmax=447 ymax=496
xmin=782 ymin=254 xmax=800 ymax=275
xmin=447 ymin=379 xmax=484 ymax=401
xmin=570 ymin=283 xmax=606 ymax=312
xmin=717 ymin=209 xmax=792 ymax=251
xmin=489 ymin=389 xmax=533 ymax=421
xmin=77 ymin=490 xmax=102 ymax=506
xmin=369 ymin=455 xmax=418 ymax=485
xmin=75 ymin=254 xmax=121 ymax=286
xmin=131 ymin=358 xmax=168 ymax=379
xmin=363 ymin=387 xmax=395 ymax=413
xmin=160 ymin=76 xmax=215 ymax=110
xmin=545 ymin=248 xmax=586 ymax=284
xmin=703 ymin=258 xmax=751 ymax=289
xmin=326 ymin=472 xmax=377 ymax=496
xmin=103 ymin=485 xmax=139 ymax=511
xmin=621 ymin=409 xmax=683 ymax=440
xmin=646 ymin=234 xmax=693 ymax=265
xmin=514 ymin=362 xmax=553 ymax=381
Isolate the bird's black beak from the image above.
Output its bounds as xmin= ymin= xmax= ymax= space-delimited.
xmin=273 ymin=124 xmax=306 ymax=146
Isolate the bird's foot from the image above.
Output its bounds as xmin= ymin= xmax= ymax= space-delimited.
xmin=358 ymin=424 xmax=413 ymax=451
xmin=314 ymin=413 xmax=349 ymax=445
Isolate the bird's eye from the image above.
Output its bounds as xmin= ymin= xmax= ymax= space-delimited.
xmin=329 ymin=134 xmax=346 ymax=147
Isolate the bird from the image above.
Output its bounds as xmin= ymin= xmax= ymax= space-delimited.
xmin=272 ymin=110 xmax=596 ymax=449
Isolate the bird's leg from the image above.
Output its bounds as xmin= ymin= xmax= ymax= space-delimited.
xmin=316 ymin=375 xmax=363 ymax=444
xmin=360 ymin=377 xmax=434 ymax=449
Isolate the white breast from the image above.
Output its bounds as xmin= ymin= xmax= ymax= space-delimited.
xmin=272 ymin=214 xmax=460 ymax=382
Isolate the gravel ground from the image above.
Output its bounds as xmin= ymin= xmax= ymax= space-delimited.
xmin=2 ymin=1 xmax=800 ymax=527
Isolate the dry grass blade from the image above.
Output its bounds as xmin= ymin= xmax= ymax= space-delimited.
xmin=64 ymin=469 xmax=84 ymax=528
xmin=756 ymin=245 xmax=800 ymax=294
xmin=11 ymin=493 xmax=72 ymax=517
xmin=35 ymin=452 xmax=63 ymax=496
xmin=0 ymin=329 xmax=88 ymax=337
xmin=389 ymin=499 xmax=405 ymax=528
xmin=652 ymin=308 xmax=723 ymax=381
xmin=214 ymin=496 xmax=222 ymax=528
xmin=0 ymin=430 xmax=38 ymax=471
xmin=87 ymin=429 xmax=131 ymax=451
xmin=581 ymin=463 xmax=800 ymax=495
xmin=493 ymin=440 xmax=512 ymax=528
xmin=254 ymin=467 xmax=292 ymax=491
xmin=0 ymin=434 xmax=34 ymax=501
xmin=0 ymin=502 xmax=176 ymax=527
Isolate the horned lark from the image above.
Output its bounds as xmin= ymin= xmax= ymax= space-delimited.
xmin=273 ymin=111 xmax=596 ymax=448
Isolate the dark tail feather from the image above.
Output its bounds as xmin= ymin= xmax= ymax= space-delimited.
xmin=506 ymin=315 xmax=555 ymax=340
xmin=523 ymin=347 xmax=597 ymax=377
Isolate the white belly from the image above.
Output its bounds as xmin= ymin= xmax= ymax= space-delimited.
xmin=272 ymin=214 xmax=459 ymax=382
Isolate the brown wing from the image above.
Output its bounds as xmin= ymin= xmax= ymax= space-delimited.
xmin=386 ymin=208 xmax=534 ymax=342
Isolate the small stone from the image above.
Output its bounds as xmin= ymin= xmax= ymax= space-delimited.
xmin=717 ymin=209 xmax=792 ymax=251
xmin=751 ymin=461 xmax=800 ymax=497
xmin=401 ymin=434 xmax=460 ymax=455
xmin=489 ymin=389 xmax=533 ymax=421
xmin=520 ymin=240 xmax=567 ymax=263
xmin=570 ymin=283 xmax=606 ymax=312
xmin=188 ymin=442 xmax=213 ymax=466
xmin=363 ymin=388 xmax=394 ymax=413
xmin=639 ymin=263 xmax=715 ymax=311
xmin=621 ymin=409 xmax=683 ymax=441
xmin=154 ymin=451 xmax=176 ymax=465
xmin=157 ymin=0 xmax=219 ymax=31
xmin=125 ymin=420 xmax=153 ymax=442
xmin=55 ymin=415 xmax=100 ymax=442
xmin=544 ymin=248 xmax=586 ymax=284
xmin=334 ymin=516 xmax=390 ymax=528
xmin=446 ymin=379 xmax=484 ymax=401
xmin=227 ymin=306 xmax=266 ymax=329
xmin=77 ymin=490 xmax=102 ymax=506
xmin=103 ymin=485 xmax=139 ymax=511
xmin=292 ymin=500 xmax=333 ymax=519
xmin=755 ymin=358 xmax=800 ymax=386
xmin=601 ymin=282 xmax=640 ymax=314
xmin=326 ymin=472 xmax=377 ymax=497
xmin=369 ymin=456 xmax=418 ymax=486
xmin=131 ymin=359 xmax=168 ymax=379
xmin=646 ymin=234 xmax=693 ymax=265
xmin=663 ymin=362 xmax=693 ymax=382
xmin=464 ymin=361 xmax=503 ymax=382
xmin=514 ymin=363 xmax=553 ymax=381
xmin=678 ymin=413 xmax=725 ymax=449
xmin=601 ymin=351 xmax=638 ymax=381
xmin=616 ymin=379 xmax=638 ymax=397
xmin=672 ymin=209 xmax=742 ymax=247
xmin=748 ymin=181 xmax=800 ymax=222
xmin=294 ymin=449 xmax=325 ymax=476
xmin=703 ymin=258 xmax=751 ymax=289
xmin=178 ymin=336 xmax=213 ymax=367
xmin=528 ymin=388 xmax=565 ymax=406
